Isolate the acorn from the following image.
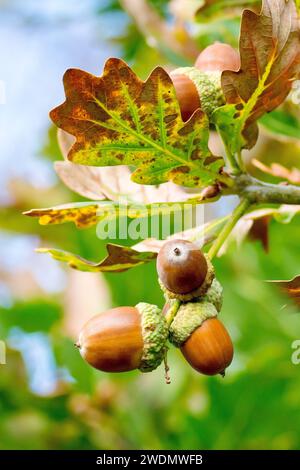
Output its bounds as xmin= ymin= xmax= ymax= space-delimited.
xmin=171 ymin=42 xmax=240 ymax=120
xmin=195 ymin=42 xmax=241 ymax=73
xmin=157 ymin=239 xmax=214 ymax=301
xmin=169 ymin=301 xmax=233 ymax=376
xmin=170 ymin=72 xmax=201 ymax=121
xmin=76 ymin=303 xmax=168 ymax=373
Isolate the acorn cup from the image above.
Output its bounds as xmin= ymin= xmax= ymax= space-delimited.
xmin=169 ymin=301 xmax=234 ymax=376
xmin=171 ymin=42 xmax=241 ymax=120
xmin=76 ymin=303 xmax=168 ymax=373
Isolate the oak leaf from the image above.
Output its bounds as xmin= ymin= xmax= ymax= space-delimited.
xmin=55 ymin=130 xmax=192 ymax=203
xmin=213 ymin=0 xmax=300 ymax=154
xmin=37 ymin=244 xmax=157 ymax=273
xmin=50 ymin=58 xmax=226 ymax=188
xmin=24 ymin=202 xmax=105 ymax=228
xmin=23 ymin=198 xmax=200 ymax=229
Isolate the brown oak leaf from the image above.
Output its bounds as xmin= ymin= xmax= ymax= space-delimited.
xmin=214 ymin=0 xmax=300 ymax=154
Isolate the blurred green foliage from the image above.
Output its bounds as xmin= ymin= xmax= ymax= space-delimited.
xmin=1 ymin=0 xmax=300 ymax=451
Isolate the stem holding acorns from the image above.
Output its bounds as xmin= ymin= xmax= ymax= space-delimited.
xmin=165 ymin=299 xmax=181 ymax=327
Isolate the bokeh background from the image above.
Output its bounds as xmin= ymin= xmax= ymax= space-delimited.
xmin=1 ymin=0 xmax=300 ymax=450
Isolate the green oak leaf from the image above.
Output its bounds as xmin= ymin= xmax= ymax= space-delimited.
xmin=49 ymin=57 xmax=228 ymax=188
xmin=213 ymin=0 xmax=300 ymax=155
xmin=37 ymin=244 xmax=157 ymax=273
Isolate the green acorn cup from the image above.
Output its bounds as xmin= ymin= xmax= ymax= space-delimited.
xmin=169 ymin=300 xmax=234 ymax=376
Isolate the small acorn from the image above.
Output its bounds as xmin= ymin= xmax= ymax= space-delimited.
xmin=76 ymin=303 xmax=168 ymax=373
xmin=170 ymin=42 xmax=240 ymax=120
xmin=169 ymin=301 xmax=233 ymax=376
xmin=157 ymin=239 xmax=214 ymax=301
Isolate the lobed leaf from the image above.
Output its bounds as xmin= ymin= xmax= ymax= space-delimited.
xmin=37 ymin=244 xmax=157 ymax=273
xmin=24 ymin=202 xmax=106 ymax=228
xmin=213 ymin=0 xmax=300 ymax=155
xmin=50 ymin=58 xmax=226 ymax=188
xmin=23 ymin=198 xmax=203 ymax=230
xmin=55 ymin=129 xmax=193 ymax=203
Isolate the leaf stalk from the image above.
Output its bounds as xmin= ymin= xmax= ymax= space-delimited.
xmin=208 ymin=198 xmax=250 ymax=259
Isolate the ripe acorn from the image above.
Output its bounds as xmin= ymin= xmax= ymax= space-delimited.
xmin=181 ymin=318 xmax=233 ymax=376
xmin=171 ymin=42 xmax=240 ymax=120
xmin=170 ymin=72 xmax=200 ymax=121
xmin=169 ymin=301 xmax=233 ymax=376
xmin=76 ymin=303 xmax=168 ymax=373
xmin=195 ymin=42 xmax=241 ymax=73
xmin=157 ymin=239 xmax=214 ymax=300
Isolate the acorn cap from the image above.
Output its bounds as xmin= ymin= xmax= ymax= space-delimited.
xmin=171 ymin=67 xmax=225 ymax=117
xmin=169 ymin=301 xmax=218 ymax=347
xmin=136 ymin=302 xmax=168 ymax=372
xmin=202 ymin=278 xmax=223 ymax=312
xmin=159 ymin=253 xmax=215 ymax=302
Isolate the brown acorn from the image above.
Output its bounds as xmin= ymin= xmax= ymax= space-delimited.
xmin=76 ymin=303 xmax=168 ymax=373
xmin=157 ymin=239 xmax=209 ymax=296
xmin=195 ymin=42 xmax=241 ymax=72
xmin=169 ymin=301 xmax=233 ymax=376
xmin=170 ymin=42 xmax=240 ymax=120
xmin=181 ymin=318 xmax=234 ymax=376
xmin=170 ymin=71 xmax=201 ymax=121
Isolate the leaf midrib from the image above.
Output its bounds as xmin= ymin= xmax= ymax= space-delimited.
xmin=92 ymin=95 xmax=201 ymax=170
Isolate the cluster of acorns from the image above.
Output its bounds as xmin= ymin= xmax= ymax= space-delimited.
xmin=169 ymin=42 xmax=240 ymax=121
xmin=76 ymin=42 xmax=239 ymax=380
xmin=76 ymin=240 xmax=233 ymax=381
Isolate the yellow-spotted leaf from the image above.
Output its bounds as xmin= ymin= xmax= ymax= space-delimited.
xmin=37 ymin=244 xmax=157 ymax=273
xmin=50 ymin=58 xmax=227 ymax=188
xmin=24 ymin=202 xmax=117 ymax=228
xmin=24 ymin=198 xmax=200 ymax=230
xmin=213 ymin=0 xmax=300 ymax=155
